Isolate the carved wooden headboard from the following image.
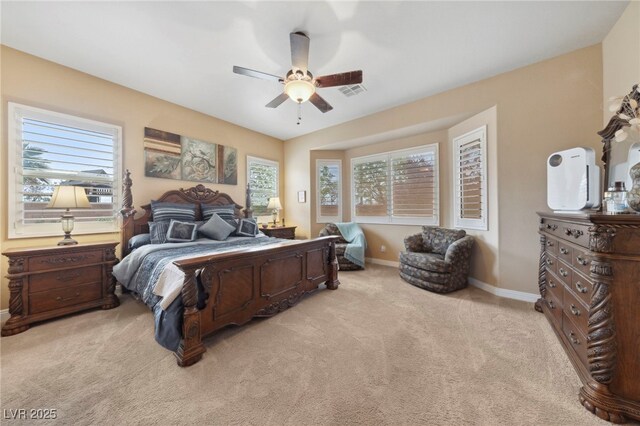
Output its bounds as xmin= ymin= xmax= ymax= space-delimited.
xmin=120 ymin=170 xmax=252 ymax=256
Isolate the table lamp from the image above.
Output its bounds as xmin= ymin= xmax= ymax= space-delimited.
xmin=46 ymin=185 xmax=91 ymax=245
xmin=266 ymin=197 xmax=282 ymax=226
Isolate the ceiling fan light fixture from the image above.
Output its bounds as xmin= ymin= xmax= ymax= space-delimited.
xmin=284 ymin=79 xmax=315 ymax=103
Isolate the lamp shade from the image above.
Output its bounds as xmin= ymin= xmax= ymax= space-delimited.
xmin=47 ymin=186 xmax=91 ymax=209
xmin=284 ymin=80 xmax=315 ymax=103
xmin=267 ymin=197 xmax=282 ymax=210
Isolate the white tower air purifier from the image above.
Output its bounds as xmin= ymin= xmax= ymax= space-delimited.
xmin=547 ymin=147 xmax=600 ymax=212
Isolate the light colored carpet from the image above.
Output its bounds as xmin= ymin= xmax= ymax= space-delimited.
xmin=1 ymin=264 xmax=611 ymax=425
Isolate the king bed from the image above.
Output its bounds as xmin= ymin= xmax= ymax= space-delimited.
xmin=113 ymin=171 xmax=339 ymax=367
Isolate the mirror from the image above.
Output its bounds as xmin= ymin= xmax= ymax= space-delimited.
xmin=598 ymin=84 xmax=640 ymax=192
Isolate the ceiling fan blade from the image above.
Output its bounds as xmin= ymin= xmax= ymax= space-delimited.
xmin=233 ymin=66 xmax=282 ymax=83
xmin=309 ymin=93 xmax=333 ymax=113
xmin=265 ymin=92 xmax=290 ymax=108
xmin=315 ymin=70 xmax=363 ymax=88
xmin=290 ymin=32 xmax=310 ymax=74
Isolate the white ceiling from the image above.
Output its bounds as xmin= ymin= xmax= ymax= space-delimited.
xmin=0 ymin=1 xmax=628 ymax=141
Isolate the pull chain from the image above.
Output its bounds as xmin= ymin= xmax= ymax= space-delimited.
xmin=297 ymin=102 xmax=302 ymax=125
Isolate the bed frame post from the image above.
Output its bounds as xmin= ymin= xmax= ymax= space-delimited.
xmin=243 ymin=184 xmax=253 ymax=218
xmin=120 ymin=169 xmax=137 ymax=257
xmin=175 ymin=269 xmax=206 ymax=367
xmin=325 ymin=240 xmax=340 ymax=290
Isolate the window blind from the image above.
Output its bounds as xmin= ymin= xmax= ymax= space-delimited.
xmin=453 ymin=126 xmax=488 ymax=230
xmin=8 ymin=103 xmax=122 ymax=238
xmin=316 ymin=159 xmax=342 ymax=222
xmin=247 ymin=156 xmax=279 ymax=216
xmin=352 ymin=144 xmax=439 ymax=225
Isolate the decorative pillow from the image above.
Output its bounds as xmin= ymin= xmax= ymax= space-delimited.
xmin=236 ymin=218 xmax=258 ymax=237
xmin=202 ymin=204 xmax=236 ymax=223
xmin=166 ymin=219 xmax=198 ymax=243
xmin=151 ymin=201 xmax=196 ymax=223
xmin=422 ymin=227 xmax=466 ymax=255
xmin=128 ymin=233 xmax=151 ymax=251
xmin=198 ymin=213 xmax=236 ymax=241
xmin=149 ymin=221 xmax=170 ymax=244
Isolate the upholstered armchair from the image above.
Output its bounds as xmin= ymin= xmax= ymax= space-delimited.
xmin=319 ymin=223 xmax=364 ymax=270
xmin=399 ymin=226 xmax=475 ymax=293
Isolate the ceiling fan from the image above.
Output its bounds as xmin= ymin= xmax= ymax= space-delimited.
xmin=233 ymin=31 xmax=363 ymax=122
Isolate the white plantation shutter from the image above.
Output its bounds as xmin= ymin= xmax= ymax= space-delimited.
xmin=247 ymin=156 xmax=279 ymax=217
xmin=316 ymin=159 xmax=342 ymax=223
xmin=8 ymin=103 xmax=122 ymax=238
xmin=352 ymin=144 xmax=439 ymax=225
xmin=454 ymin=126 xmax=488 ymax=230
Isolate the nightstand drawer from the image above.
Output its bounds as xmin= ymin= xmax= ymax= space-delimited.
xmin=28 ymin=250 xmax=103 ymax=272
xmin=29 ymin=266 xmax=102 ymax=293
xmin=29 ymin=283 xmax=102 ymax=314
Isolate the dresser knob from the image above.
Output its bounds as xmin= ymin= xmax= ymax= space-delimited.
xmin=569 ymin=331 xmax=580 ymax=345
xmin=546 ymin=259 xmax=554 ymax=266
xmin=548 ymin=300 xmax=555 ymax=309
xmin=570 ymin=304 xmax=581 ymax=316
xmin=559 ymin=247 xmax=569 ymax=255
xmin=575 ymin=282 xmax=588 ymax=294
xmin=546 ymin=224 xmax=558 ymax=231
xmin=547 ymin=241 xmax=555 ymax=247
xmin=576 ymin=255 xmax=588 ymax=266
xmin=548 ymin=280 xmax=556 ymax=288
xmin=559 ymin=268 xmax=568 ymax=277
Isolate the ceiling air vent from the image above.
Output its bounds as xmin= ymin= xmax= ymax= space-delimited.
xmin=338 ymin=84 xmax=367 ymax=97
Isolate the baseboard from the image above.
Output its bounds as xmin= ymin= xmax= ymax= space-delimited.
xmin=468 ymin=277 xmax=539 ymax=303
xmin=366 ymin=257 xmax=400 ymax=268
xmin=366 ymin=257 xmax=538 ymax=303
xmin=0 ymin=309 xmax=9 ymax=325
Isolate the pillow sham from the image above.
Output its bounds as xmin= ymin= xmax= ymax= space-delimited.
xmin=149 ymin=221 xmax=170 ymax=244
xmin=128 ymin=233 xmax=151 ymax=251
xmin=151 ymin=201 xmax=196 ymax=223
xmin=236 ymin=218 xmax=259 ymax=237
xmin=201 ymin=204 xmax=235 ymax=221
xmin=166 ymin=219 xmax=198 ymax=243
xmin=198 ymin=213 xmax=236 ymax=241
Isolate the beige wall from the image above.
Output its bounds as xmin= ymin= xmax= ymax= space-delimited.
xmin=0 ymin=46 xmax=284 ymax=310
xmin=285 ymin=45 xmax=603 ymax=294
xmin=602 ymin=1 xmax=640 ymax=184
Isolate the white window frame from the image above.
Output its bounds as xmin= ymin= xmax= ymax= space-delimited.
xmin=316 ymin=159 xmax=342 ymax=223
xmin=246 ymin=155 xmax=280 ymax=221
xmin=351 ymin=144 xmax=439 ymax=226
xmin=8 ymin=102 xmax=122 ymax=239
xmin=453 ymin=125 xmax=488 ymax=230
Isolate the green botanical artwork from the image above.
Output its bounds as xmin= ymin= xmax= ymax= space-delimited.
xmin=181 ymin=137 xmax=217 ymax=182
xmin=143 ymin=127 xmax=238 ymax=185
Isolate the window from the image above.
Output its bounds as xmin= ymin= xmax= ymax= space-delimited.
xmin=453 ymin=126 xmax=487 ymax=230
xmin=247 ymin=156 xmax=279 ymax=217
xmin=8 ymin=103 xmax=122 ymax=238
xmin=316 ymin=159 xmax=342 ymax=223
xmin=351 ymin=145 xmax=439 ymax=225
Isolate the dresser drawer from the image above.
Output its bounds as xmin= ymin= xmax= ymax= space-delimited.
xmin=571 ymin=272 xmax=593 ymax=307
xmin=29 ymin=266 xmax=102 ymax=293
xmin=545 ymin=254 xmax=558 ymax=276
xmin=572 ymin=247 xmax=591 ymax=278
xmin=557 ymin=241 xmax=572 ymax=264
xmin=544 ymin=236 xmax=558 ymax=255
xmin=28 ymin=250 xmax=103 ymax=272
xmin=546 ymin=272 xmax=563 ymax=302
xmin=29 ymin=283 xmax=102 ymax=315
xmin=558 ymin=223 xmax=590 ymax=248
xmin=563 ymin=286 xmax=589 ymax=334
xmin=544 ymin=290 xmax=562 ymax=327
xmin=556 ymin=260 xmax=573 ymax=286
xmin=562 ymin=313 xmax=588 ymax=367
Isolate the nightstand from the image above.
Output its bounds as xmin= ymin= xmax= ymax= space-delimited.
xmin=261 ymin=226 xmax=297 ymax=240
xmin=1 ymin=241 xmax=120 ymax=336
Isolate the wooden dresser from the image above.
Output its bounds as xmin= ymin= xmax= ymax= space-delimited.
xmin=261 ymin=226 xmax=296 ymax=240
xmin=1 ymin=241 xmax=119 ymax=336
xmin=537 ymin=212 xmax=640 ymax=423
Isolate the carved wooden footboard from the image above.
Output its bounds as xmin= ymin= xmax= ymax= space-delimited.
xmin=118 ymin=171 xmax=340 ymax=366
xmin=174 ymin=236 xmax=339 ymax=366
